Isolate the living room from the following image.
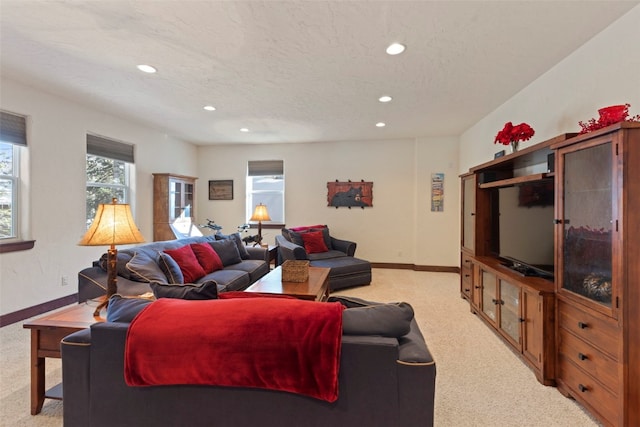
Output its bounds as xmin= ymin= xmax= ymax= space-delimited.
xmin=1 ymin=2 xmax=639 ymax=426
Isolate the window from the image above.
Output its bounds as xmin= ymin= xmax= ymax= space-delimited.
xmin=246 ymin=160 xmax=284 ymax=224
xmin=86 ymin=134 xmax=134 ymax=227
xmin=0 ymin=111 xmax=27 ymax=241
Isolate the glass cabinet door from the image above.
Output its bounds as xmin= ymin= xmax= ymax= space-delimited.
xmin=462 ymin=175 xmax=475 ymax=252
xmin=499 ymin=280 xmax=521 ymax=344
xmin=560 ymin=142 xmax=613 ymax=309
xmin=481 ymin=270 xmax=497 ymax=323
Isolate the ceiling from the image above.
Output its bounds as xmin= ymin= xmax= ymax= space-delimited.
xmin=1 ymin=1 xmax=637 ymax=145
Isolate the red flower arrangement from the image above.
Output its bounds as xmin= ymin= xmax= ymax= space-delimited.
xmin=578 ymin=103 xmax=640 ymax=134
xmin=494 ymin=122 xmax=535 ymax=146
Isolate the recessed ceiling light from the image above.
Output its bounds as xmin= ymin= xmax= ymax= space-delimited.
xmin=376 ymin=122 xmax=386 ymax=127
xmin=137 ymin=64 xmax=157 ymax=73
xmin=203 ymin=105 xmax=216 ymax=111
xmin=379 ymin=95 xmax=392 ymax=103
xmin=386 ymin=43 xmax=406 ymax=55
xmin=240 ymin=128 xmax=250 ymax=132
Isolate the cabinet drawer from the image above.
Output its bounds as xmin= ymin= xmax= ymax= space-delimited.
xmin=558 ymin=328 xmax=619 ymax=393
xmin=558 ymin=301 xmax=619 ymax=358
xmin=558 ymin=355 xmax=618 ymax=426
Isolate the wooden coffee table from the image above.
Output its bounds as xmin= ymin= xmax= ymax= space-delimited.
xmin=245 ymin=266 xmax=330 ymax=301
xmin=23 ymin=303 xmax=104 ymax=415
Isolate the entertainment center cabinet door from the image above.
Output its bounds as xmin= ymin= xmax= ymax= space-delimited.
xmin=498 ymin=280 xmax=521 ymax=349
xmin=460 ymin=174 xmax=476 ymax=253
xmin=480 ymin=269 xmax=498 ymax=328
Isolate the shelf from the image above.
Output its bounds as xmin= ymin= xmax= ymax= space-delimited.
xmin=478 ymin=172 xmax=554 ymax=189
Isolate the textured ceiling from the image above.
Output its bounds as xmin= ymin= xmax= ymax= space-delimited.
xmin=1 ymin=1 xmax=637 ymax=145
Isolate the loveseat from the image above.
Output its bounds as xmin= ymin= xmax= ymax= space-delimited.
xmin=276 ymin=225 xmax=372 ymax=291
xmin=61 ymin=295 xmax=436 ymax=427
xmin=77 ymin=234 xmax=269 ymax=302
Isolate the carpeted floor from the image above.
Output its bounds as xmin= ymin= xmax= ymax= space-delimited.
xmin=0 ymin=269 xmax=600 ymax=426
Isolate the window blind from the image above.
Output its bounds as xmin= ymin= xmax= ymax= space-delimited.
xmin=0 ymin=111 xmax=27 ymax=146
xmin=248 ymin=160 xmax=283 ymax=176
xmin=87 ymin=134 xmax=135 ymax=163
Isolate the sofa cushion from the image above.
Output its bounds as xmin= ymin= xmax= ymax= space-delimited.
xmin=198 ymin=269 xmax=251 ymax=293
xmin=215 ymin=233 xmax=250 ymax=260
xmin=190 ymin=243 xmax=224 ymax=273
xmin=106 ymin=294 xmax=153 ymax=323
xmin=301 ymin=230 xmax=329 ymax=254
xmin=329 ymin=296 xmax=414 ymax=338
xmin=126 ymin=251 xmax=169 ymax=283
xmin=150 ymin=280 xmax=219 ymax=300
xmin=163 ymin=245 xmax=206 ymax=284
xmin=209 ymin=239 xmax=242 ymax=266
xmin=224 ymin=259 xmax=270 ymax=283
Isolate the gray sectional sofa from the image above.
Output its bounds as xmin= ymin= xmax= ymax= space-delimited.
xmin=77 ymin=235 xmax=269 ymax=302
xmin=61 ymin=295 xmax=436 ymax=427
xmin=276 ymin=225 xmax=372 ymax=291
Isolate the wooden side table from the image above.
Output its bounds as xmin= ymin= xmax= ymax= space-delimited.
xmin=23 ymin=303 xmax=103 ymax=415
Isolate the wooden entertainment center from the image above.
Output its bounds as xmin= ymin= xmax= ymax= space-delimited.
xmin=459 ymin=122 xmax=640 ymax=427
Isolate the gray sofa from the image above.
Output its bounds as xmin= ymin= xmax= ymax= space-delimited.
xmin=77 ymin=235 xmax=269 ymax=302
xmin=61 ymin=295 xmax=436 ymax=427
xmin=276 ymin=226 xmax=371 ymax=291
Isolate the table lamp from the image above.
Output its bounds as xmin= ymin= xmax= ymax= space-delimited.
xmin=249 ymin=203 xmax=271 ymax=245
xmin=79 ymin=198 xmax=145 ymax=316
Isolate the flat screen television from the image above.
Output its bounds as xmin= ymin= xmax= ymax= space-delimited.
xmin=490 ymin=182 xmax=555 ymax=280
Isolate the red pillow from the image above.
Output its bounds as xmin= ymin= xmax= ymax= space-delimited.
xmin=164 ymin=245 xmax=206 ymax=283
xmin=301 ymin=230 xmax=329 ymax=254
xmin=190 ymin=243 xmax=224 ymax=274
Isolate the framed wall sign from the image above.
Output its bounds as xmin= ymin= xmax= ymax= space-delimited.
xmin=209 ymin=180 xmax=233 ymax=200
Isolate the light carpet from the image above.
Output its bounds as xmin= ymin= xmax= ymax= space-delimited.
xmin=0 ymin=269 xmax=600 ymax=426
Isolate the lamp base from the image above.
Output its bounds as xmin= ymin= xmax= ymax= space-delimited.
xmin=94 ymin=246 xmax=119 ymax=316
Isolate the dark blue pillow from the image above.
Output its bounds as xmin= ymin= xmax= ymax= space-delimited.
xmin=150 ymin=280 xmax=219 ymax=300
xmin=106 ymin=294 xmax=153 ymax=323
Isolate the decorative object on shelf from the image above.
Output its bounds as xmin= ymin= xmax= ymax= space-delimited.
xmin=327 ymin=180 xmax=373 ymax=209
xmin=578 ymin=103 xmax=640 ymax=134
xmin=78 ymin=198 xmax=145 ymax=316
xmin=200 ymin=218 xmax=223 ymax=234
xmin=281 ymin=260 xmax=310 ymax=282
xmin=249 ymin=203 xmax=271 ymax=245
xmin=494 ymin=122 xmax=535 ymax=153
xmin=208 ymin=179 xmax=234 ymax=200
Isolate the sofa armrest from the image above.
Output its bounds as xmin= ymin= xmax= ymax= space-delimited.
xmin=330 ymin=237 xmax=357 ymax=256
xmin=275 ymin=235 xmax=308 ymax=261
xmin=62 ymin=329 xmax=92 ymax=427
xmin=245 ymin=245 xmax=268 ymax=262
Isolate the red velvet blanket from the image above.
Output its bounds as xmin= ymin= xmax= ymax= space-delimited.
xmin=124 ymin=297 xmax=344 ymax=402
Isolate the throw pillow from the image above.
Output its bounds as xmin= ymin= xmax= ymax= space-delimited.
xmin=158 ymin=252 xmax=184 ymax=284
xmin=190 ymin=243 xmax=224 ymax=273
xmin=301 ymin=230 xmax=329 ymax=254
xmin=127 ymin=251 xmax=169 ymax=283
xmin=106 ymin=294 xmax=153 ymax=323
xmin=209 ymin=239 xmax=242 ymax=266
xmin=163 ymin=245 xmax=207 ymax=284
xmin=329 ymin=296 xmax=415 ymax=338
xmin=215 ymin=233 xmax=250 ymax=260
xmin=150 ymin=280 xmax=219 ymax=300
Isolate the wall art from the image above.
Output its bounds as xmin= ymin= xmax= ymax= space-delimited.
xmin=208 ymin=180 xmax=233 ymax=200
xmin=431 ymin=173 xmax=444 ymax=212
xmin=327 ymin=180 xmax=373 ymax=209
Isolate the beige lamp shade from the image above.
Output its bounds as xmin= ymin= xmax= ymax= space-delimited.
xmin=79 ymin=199 xmax=145 ymax=247
xmin=250 ymin=203 xmax=271 ymax=222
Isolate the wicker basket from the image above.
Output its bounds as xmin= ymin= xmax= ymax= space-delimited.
xmin=281 ymin=260 xmax=310 ymax=282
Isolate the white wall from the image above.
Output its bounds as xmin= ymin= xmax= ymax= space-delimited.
xmin=196 ymin=137 xmax=460 ymax=267
xmin=460 ymin=5 xmax=640 ymax=172
xmin=0 ymin=78 xmax=197 ymax=316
